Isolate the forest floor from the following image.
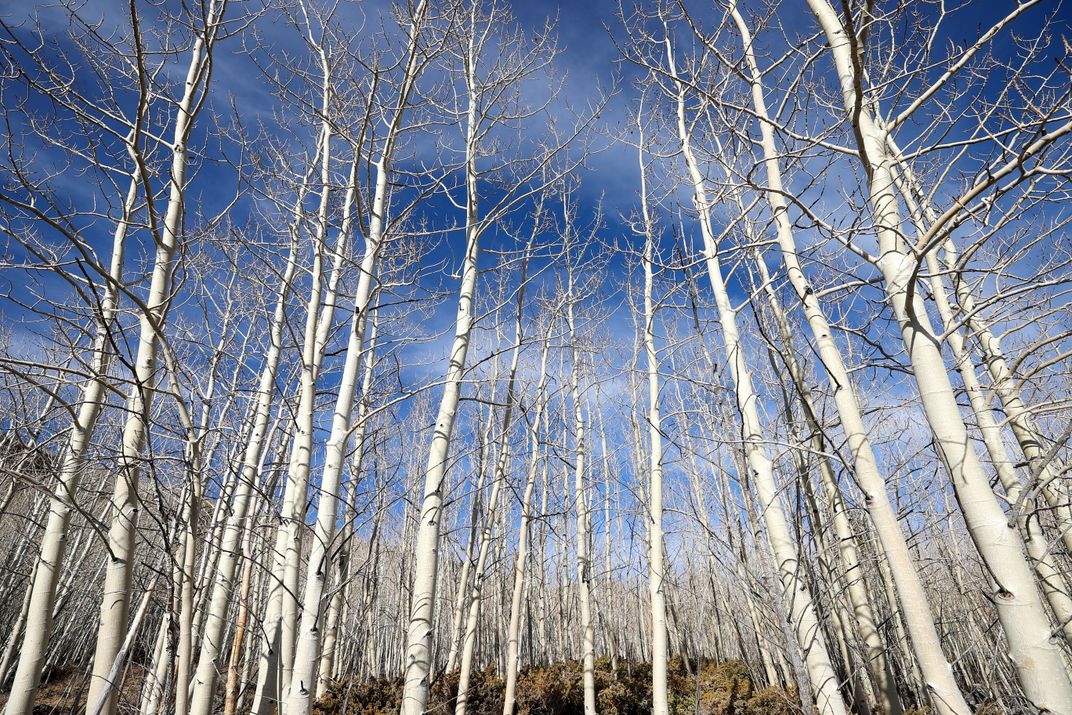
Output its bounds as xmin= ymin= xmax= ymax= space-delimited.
xmin=0 ymin=658 xmax=815 ymax=714
xmin=0 ymin=663 xmax=147 ymax=714
xmin=316 ymin=658 xmax=803 ymax=715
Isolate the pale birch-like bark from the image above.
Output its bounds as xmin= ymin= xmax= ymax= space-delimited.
xmin=253 ymin=6 xmax=428 ymax=709
xmin=317 ymin=311 xmax=379 ymax=699
xmin=399 ymin=0 xmax=572 ymax=705
xmin=2 ymin=168 xmax=138 ymax=715
xmin=400 ymin=18 xmax=483 ymax=711
xmin=592 ymin=397 xmax=619 ymax=670
xmin=889 ymin=145 xmax=1072 ymax=557
xmin=222 ymin=502 xmax=258 ymax=715
xmin=665 ymin=31 xmax=848 ymax=715
xmin=88 ymin=574 xmax=160 ymax=715
xmin=273 ymin=147 xmax=364 ymax=707
xmin=636 ymin=116 xmax=669 ymax=715
xmin=253 ymin=111 xmax=337 ymax=715
xmin=158 ymin=317 xmax=228 ymax=715
xmin=805 ymin=0 xmax=1072 ymax=709
xmin=0 ymin=557 xmax=36 ymax=688
xmin=187 ymin=194 xmax=303 ymax=715
xmin=565 ymin=230 xmax=597 ymax=715
xmin=502 ymin=317 xmax=553 ymax=715
xmin=87 ymin=5 xmax=225 ymax=711
xmin=285 ymin=241 xmax=386 ymax=714
xmin=897 ymin=182 xmax=1072 ymax=645
xmin=883 ymin=51 xmax=1072 ymax=547
xmin=445 ymin=417 xmax=491 ymax=674
xmin=717 ymin=4 xmax=964 ymax=711
xmin=455 ymin=249 xmax=531 ymax=715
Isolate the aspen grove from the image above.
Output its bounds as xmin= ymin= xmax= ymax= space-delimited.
xmin=1 ymin=0 xmax=1072 ymax=714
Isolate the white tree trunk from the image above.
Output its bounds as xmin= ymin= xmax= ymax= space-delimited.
xmin=253 ymin=114 xmax=337 ymax=715
xmin=284 ymin=205 xmax=386 ymax=714
xmin=399 ymin=219 xmax=482 ymax=714
xmin=636 ymin=122 xmax=669 ymax=715
xmin=87 ymin=7 xmax=222 ymax=710
xmin=888 ymin=138 xmax=1072 ymax=553
xmin=2 ymin=170 xmax=137 ymax=715
xmin=317 ymin=312 xmax=379 ymax=699
xmin=565 ymin=240 xmax=597 ymax=715
xmin=723 ymin=5 xmax=962 ymax=711
xmin=805 ymin=1 xmax=1072 ymax=709
xmin=399 ymin=7 xmax=480 ymax=705
xmin=188 ymin=171 xmax=306 ymax=715
xmin=455 ymin=250 xmax=531 ymax=715
xmin=665 ymin=33 xmax=848 ymax=715
xmin=502 ymin=321 xmax=553 ymax=715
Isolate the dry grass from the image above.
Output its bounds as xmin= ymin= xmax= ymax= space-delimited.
xmin=315 ymin=658 xmax=800 ymax=715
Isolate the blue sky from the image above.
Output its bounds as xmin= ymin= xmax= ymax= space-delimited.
xmin=2 ymin=0 xmax=1071 ymax=552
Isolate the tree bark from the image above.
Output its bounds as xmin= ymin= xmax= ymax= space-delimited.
xmin=805 ymin=0 xmax=1072 ymax=708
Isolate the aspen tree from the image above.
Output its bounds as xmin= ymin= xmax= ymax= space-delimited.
xmin=86 ymin=4 xmax=228 ymax=712
xmin=683 ymin=3 xmax=971 ymax=711
xmin=562 ymin=200 xmax=598 ymax=715
xmin=157 ymin=301 xmax=235 ymax=715
xmin=878 ymin=15 xmax=1072 ymax=540
xmin=287 ymin=184 xmax=419 ymax=702
xmin=3 ymin=173 xmax=140 ymax=715
xmin=663 ymin=27 xmax=848 ymax=715
xmin=446 ymin=408 xmax=494 ymax=674
xmin=318 ymin=310 xmax=380 ymax=698
xmin=188 ymin=142 xmax=318 ymax=715
xmin=283 ymin=23 xmax=433 ymax=710
xmin=635 ymin=106 xmax=670 ymax=715
xmin=454 ymin=243 xmax=534 ymax=715
xmin=88 ymin=573 xmax=161 ymax=715
xmin=805 ymin=0 xmax=1072 ymax=709
xmin=502 ymin=311 xmax=554 ymax=715
xmin=0 ymin=2 xmax=152 ymax=710
xmin=400 ymin=1 xmax=578 ymax=708
xmin=890 ymin=145 xmax=1072 ymax=559
xmin=252 ymin=65 xmax=340 ymax=715
xmin=897 ymin=177 xmax=1072 ymax=646
xmin=3 ymin=1 xmax=1071 ymax=711
xmin=284 ymin=270 xmax=381 ymax=713
xmin=223 ymin=492 xmax=262 ymax=715
xmin=399 ymin=2 xmax=488 ymax=705
xmin=249 ymin=5 xmax=431 ymax=710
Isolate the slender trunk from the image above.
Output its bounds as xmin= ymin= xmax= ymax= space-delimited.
xmin=446 ymin=429 xmax=489 ymax=675
xmin=399 ymin=8 xmax=480 ymax=706
xmin=223 ymin=510 xmax=257 ymax=715
xmin=88 ymin=575 xmax=161 ymax=715
xmin=317 ymin=313 xmax=380 ymax=699
xmin=900 ymin=184 xmax=1072 ymax=645
xmin=636 ymin=124 xmax=669 ymax=715
xmin=805 ymin=2 xmax=1072 ymax=709
xmin=722 ymin=6 xmax=972 ymax=708
xmin=665 ymin=32 xmax=847 ymax=715
xmin=87 ymin=8 xmax=223 ymax=710
xmin=3 ymin=164 xmax=139 ymax=715
xmin=255 ymin=4 xmax=427 ymax=705
xmin=188 ymin=159 xmax=305 ymax=715
xmin=254 ymin=111 xmax=336 ymax=715
xmin=285 ymin=295 xmax=382 ymax=715
xmin=501 ymin=324 xmax=552 ymax=715
xmin=724 ymin=8 xmax=916 ymax=712
xmin=889 ymin=140 xmax=1072 ymax=552
xmin=455 ymin=250 xmax=532 ymax=715
xmin=565 ymin=237 xmax=597 ymax=715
